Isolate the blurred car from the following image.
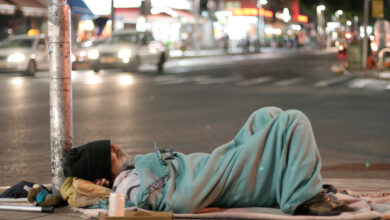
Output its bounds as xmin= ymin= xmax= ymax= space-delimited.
xmin=0 ymin=34 xmax=48 ymax=75
xmin=90 ymin=30 xmax=168 ymax=73
xmin=72 ymin=39 xmax=106 ymax=70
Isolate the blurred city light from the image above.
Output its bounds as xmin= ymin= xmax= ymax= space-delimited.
xmin=282 ymin=8 xmax=291 ymax=23
xmin=87 ymin=73 xmax=101 ymax=84
xmin=291 ymin=24 xmax=301 ymax=31
xmin=366 ymin=26 xmax=373 ymax=35
xmin=346 ymin=20 xmax=352 ymax=26
xmin=118 ymin=75 xmax=134 ymax=85
xmin=11 ymin=78 xmax=23 ymax=86
xmin=7 ymin=53 xmax=25 ymax=63
xmin=296 ymin=15 xmax=308 ymax=23
xmin=258 ymin=0 xmax=267 ymax=6
xmin=88 ymin=49 xmax=100 ymax=60
xmin=336 ymin=10 xmax=343 ymax=16
xmin=265 ymin=27 xmax=282 ymax=35
xmin=317 ymin=5 xmax=326 ymax=11
xmin=370 ymin=42 xmax=378 ymax=52
xmin=82 ymin=20 xmax=95 ymax=31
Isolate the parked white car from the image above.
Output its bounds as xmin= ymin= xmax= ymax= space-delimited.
xmin=0 ymin=34 xmax=48 ymax=75
xmin=91 ymin=30 xmax=168 ymax=73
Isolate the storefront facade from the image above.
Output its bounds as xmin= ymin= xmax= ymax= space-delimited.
xmin=215 ymin=0 xmax=310 ymax=49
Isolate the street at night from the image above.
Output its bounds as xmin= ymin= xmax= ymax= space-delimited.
xmin=2 ymin=0 xmax=390 ymax=218
xmin=0 ymin=49 xmax=389 ymax=186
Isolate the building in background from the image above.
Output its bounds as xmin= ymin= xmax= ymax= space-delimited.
xmin=76 ymin=0 xmax=217 ymax=51
xmin=214 ymin=0 xmax=309 ymax=51
xmin=0 ymin=0 xmax=47 ymax=40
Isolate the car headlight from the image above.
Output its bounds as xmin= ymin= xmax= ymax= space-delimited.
xmin=118 ymin=49 xmax=132 ymax=59
xmin=88 ymin=49 xmax=99 ymax=60
xmin=7 ymin=53 xmax=25 ymax=63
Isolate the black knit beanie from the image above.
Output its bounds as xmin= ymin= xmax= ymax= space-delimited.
xmin=64 ymin=140 xmax=112 ymax=182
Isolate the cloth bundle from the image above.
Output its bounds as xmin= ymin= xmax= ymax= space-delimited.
xmin=60 ymin=177 xmax=113 ymax=208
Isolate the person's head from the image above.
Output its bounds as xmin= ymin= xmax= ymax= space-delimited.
xmin=65 ymin=140 xmax=128 ymax=185
xmin=110 ymin=144 xmax=128 ymax=180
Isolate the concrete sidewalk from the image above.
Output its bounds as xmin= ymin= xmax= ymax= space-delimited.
xmin=1 ymin=178 xmax=389 ymax=220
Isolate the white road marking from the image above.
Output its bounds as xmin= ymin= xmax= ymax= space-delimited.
xmin=378 ymin=72 xmax=390 ymax=79
xmin=154 ymin=75 xmax=180 ymax=82
xmin=196 ymin=76 xmax=242 ymax=85
xmin=314 ymin=76 xmax=352 ymax=87
xmin=349 ymin=78 xmax=389 ymax=90
xmin=156 ymin=75 xmax=212 ymax=85
xmin=274 ymin=77 xmax=305 ymax=86
xmin=157 ymin=77 xmax=193 ymax=85
xmin=155 ymin=75 xmax=188 ymax=84
xmin=237 ymin=76 xmax=273 ymax=86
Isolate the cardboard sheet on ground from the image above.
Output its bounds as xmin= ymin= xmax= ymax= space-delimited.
xmin=75 ymin=191 xmax=390 ymax=220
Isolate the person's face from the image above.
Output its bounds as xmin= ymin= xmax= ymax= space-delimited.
xmin=110 ymin=144 xmax=127 ymax=180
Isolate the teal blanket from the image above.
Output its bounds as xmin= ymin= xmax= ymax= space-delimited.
xmin=134 ymin=107 xmax=323 ymax=214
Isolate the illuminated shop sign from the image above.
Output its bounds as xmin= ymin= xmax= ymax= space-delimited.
xmin=276 ymin=12 xmax=308 ymax=23
xmin=230 ymin=8 xmax=274 ymax=18
xmin=295 ymin=15 xmax=308 ymax=23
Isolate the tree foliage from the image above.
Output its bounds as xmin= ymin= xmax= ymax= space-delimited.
xmin=300 ymin=0 xmax=364 ymax=23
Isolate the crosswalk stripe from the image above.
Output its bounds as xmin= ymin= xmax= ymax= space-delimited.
xmin=154 ymin=75 xmax=179 ymax=82
xmin=349 ymin=78 xmax=389 ymax=90
xmin=237 ymin=76 xmax=273 ymax=86
xmin=314 ymin=75 xmax=352 ymax=87
xmin=156 ymin=75 xmax=213 ymax=85
xmin=274 ymin=77 xmax=305 ymax=86
xmin=196 ymin=76 xmax=242 ymax=85
xmin=157 ymin=78 xmax=192 ymax=85
xmin=155 ymin=75 xmax=191 ymax=85
xmin=67 ymin=70 xmax=390 ymax=92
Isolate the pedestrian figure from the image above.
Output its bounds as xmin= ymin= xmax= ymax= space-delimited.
xmin=223 ymin=34 xmax=229 ymax=53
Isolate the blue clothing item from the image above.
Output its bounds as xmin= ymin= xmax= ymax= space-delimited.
xmin=134 ymin=107 xmax=323 ymax=214
xmin=0 ymin=181 xmax=50 ymax=198
xmin=36 ymin=190 xmax=49 ymax=203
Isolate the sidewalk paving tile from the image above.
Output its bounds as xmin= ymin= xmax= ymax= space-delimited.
xmin=1 ymin=178 xmax=389 ymax=220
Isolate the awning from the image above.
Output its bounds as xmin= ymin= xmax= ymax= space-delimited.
xmin=0 ymin=0 xmax=16 ymax=15
xmin=114 ymin=8 xmax=198 ymax=24
xmin=115 ymin=8 xmax=139 ymax=22
xmin=9 ymin=0 xmax=47 ymax=17
xmin=174 ymin=9 xmax=196 ymax=23
xmin=67 ymin=0 xmax=93 ymax=16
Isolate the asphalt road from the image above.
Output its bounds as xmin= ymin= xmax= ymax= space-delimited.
xmin=0 ymin=49 xmax=389 ymax=187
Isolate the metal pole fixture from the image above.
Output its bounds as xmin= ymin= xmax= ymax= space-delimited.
xmin=0 ymin=205 xmax=54 ymax=213
xmin=111 ymin=0 xmax=115 ymax=32
xmin=48 ymin=0 xmax=73 ymax=195
xmin=362 ymin=0 xmax=370 ymax=69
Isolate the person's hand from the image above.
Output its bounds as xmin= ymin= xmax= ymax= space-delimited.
xmin=94 ymin=178 xmax=110 ymax=187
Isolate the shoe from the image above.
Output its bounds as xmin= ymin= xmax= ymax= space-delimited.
xmin=295 ymin=191 xmax=354 ymax=216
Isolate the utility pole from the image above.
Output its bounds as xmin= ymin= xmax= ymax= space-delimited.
xmin=194 ymin=0 xmax=200 ymax=51
xmin=316 ymin=5 xmax=326 ymax=49
xmin=111 ymin=0 xmax=115 ymax=32
xmin=257 ymin=0 xmax=266 ymax=47
xmin=48 ymin=0 xmax=73 ymax=195
xmin=362 ymin=0 xmax=370 ymax=69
